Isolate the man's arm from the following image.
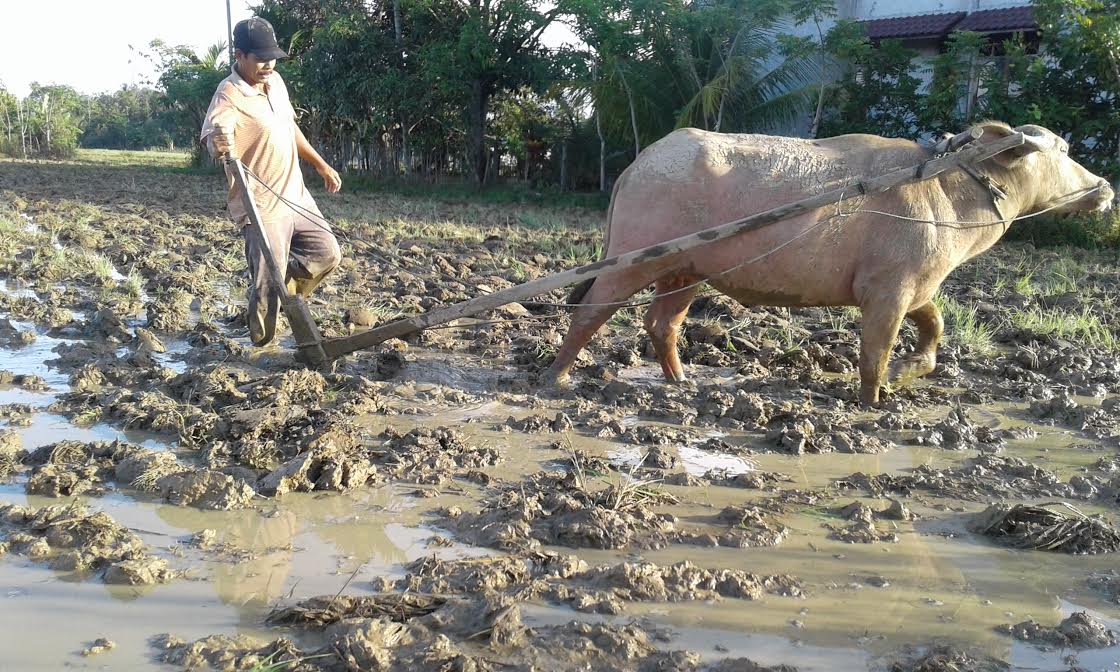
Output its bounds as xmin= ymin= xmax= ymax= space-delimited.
xmin=201 ymin=92 xmax=236 ymax=159
xmin=295 ymin=124 xmax=342 ymax=193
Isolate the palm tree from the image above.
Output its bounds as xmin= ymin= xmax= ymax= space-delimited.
xmin=674 ymin=8 xmax=817 ymax=133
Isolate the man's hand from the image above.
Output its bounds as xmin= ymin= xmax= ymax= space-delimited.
xmin=317 ymin=164 xmax=342 ymax=193
xmin=211 ymin=122 xmax=235 ymax=157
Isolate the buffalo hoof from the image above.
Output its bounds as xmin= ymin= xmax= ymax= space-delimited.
xmin=859 ymin=384 xmax=891 ymax=408
xmin=889 ymin=354 xmax=936 ymax=384
xmin=538 ymin=369 xmax=570 ymax=389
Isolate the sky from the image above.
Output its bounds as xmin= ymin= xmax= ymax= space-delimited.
xmin=0 ymin=0 xmax=257 ymax=97
xmin=0 ymin=1 xmax=581 ymax=99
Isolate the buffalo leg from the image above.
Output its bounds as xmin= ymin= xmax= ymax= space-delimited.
xmin=643 ymin=276 xmax=700 ymax=382
xmin=542 ymin=272 xmax=649 ymax=385
xmin=858 ymin=297 xmax=909 ymax=406
xmin=890 ymin=301 xmax=944 ymax=383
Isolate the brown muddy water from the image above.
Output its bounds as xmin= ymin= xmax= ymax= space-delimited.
xmin=1 ymin=159 xmax=1119 ymax=671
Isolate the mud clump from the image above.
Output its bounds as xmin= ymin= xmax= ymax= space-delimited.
xmin=244 ymin=415 xmax=362 ymax=492
xmin=837 ymin=454 xmax=1089 ymax=502
xmin=442 ymin=471 xmax=678 ymax=551
xmin=1088 ymin=571 xmax=1120 ymax=603
xmin=886 ymin=645 xmax=1009 ymax=671
xmin=21 ymin=440 xmax=258 ymax=510
xmin=81 ymin=638 xmax=117 ymax=657
xmin=641 ymin=445 xmax=680 ymax=470
xmin=267 ymin=593 xmax=446 ymax=627
xmin=972 ymin=502 xmax=1120 ymax=554
xmin=1029 ymin=391 xmax=1104 ymax=429
xmin=155 ymin=469 xmax=257 ymax=510
xmin=548 ymin=559 xmax=803 ymax=612
xmin=0 ymin=502 xmax=173 ymax=584
xmin=27 ymin=463 xmax=107 ymax=497
xmin=393 ymin=553 xmax=802 ymax=615
xmin=676 ymin=505 xmax=790 ymax=548
xmin=151 ymin=633 xmax=305 ymax=672
xmin=255 ymin=424 xmax=500 ymax=496
xmin=504 ymin=412 xmax=573 ymax=434
xmin=0 ymin=370 xmax=49 ymax=391
xmin=375 ymin=425 xmax=501 ymax=484
xmin=825 ymin=501 xmax=901 ymax=544
xmin=251 ymin=584 xmax=804 ymax=671
xmin=912 ymin=407 xmax=990 ymax=450
xmin=996 ymin=611 xmax=1119 ymax=649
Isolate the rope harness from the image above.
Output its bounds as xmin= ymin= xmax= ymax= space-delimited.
xmin=239 ymin=144 xmax=1104 ymax=328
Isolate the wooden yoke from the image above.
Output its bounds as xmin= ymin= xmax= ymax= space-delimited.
xmin=307 ymin=131 xmax=1025 ymax=365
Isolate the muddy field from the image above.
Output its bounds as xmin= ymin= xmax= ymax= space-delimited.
xmin=0 ymin=152 xmax=1118 ymax=671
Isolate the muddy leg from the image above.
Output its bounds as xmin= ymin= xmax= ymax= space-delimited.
xmin=287 ymin=215 xmax=343 ymax=298
xmin=542 ymin=273 xmax=648 ymax=386
xmin=643 ymin=276 xmax=700 ymax=382
xmin=889 ymin=301 xmax=944 ymax=382
xmin=858 ymin=298 xmax=909 ymax=406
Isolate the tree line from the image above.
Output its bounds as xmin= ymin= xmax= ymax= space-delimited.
xmin=1 ymin=0 xmax=1117 ymax=191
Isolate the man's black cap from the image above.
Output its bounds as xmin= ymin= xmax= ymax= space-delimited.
xmin=233 ymin=17 xmax=287 ymax=60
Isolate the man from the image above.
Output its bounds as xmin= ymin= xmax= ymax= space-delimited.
xmin=201 ymin=17 xmax=342 ymax=346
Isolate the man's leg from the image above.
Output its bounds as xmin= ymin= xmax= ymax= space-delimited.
xmin=286 ymin=215 xmax=342 ymax=297
xmin=244 ymin=218 xmax=294 ymax=346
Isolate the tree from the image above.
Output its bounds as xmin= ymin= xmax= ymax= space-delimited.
xmin=81 ymin=86 xmax=175 ymax=150
xmin=144 ymin=40 xmax=230 ymax=163
xmin=1029 ymin=0 xmax=1120 ymax=178
xmin=788 ymin=0 xmax=838 ymax=137
xmin=0 ymin=85 xmax=19 ymax=155
xmin=920 ymin=31 xmax=992 ymax=133
xmin=671 ymin=1 xmax=815 ymax=134
xmin=411 ymin=0 xmax=571 ymax=184
xmin=818 ymin=21 xmax=923 ymax=139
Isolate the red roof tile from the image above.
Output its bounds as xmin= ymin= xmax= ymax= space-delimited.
xmin=955 ymin=6 xmax=1036 ymax=32
xmin=860 ymin=12 xmax=966 ymax=40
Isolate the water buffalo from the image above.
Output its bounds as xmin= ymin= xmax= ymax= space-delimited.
xmin=544 ymin=122 xmax=1115 ymax=405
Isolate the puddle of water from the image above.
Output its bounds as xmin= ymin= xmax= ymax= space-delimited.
xmin=13 ymin=412 xmax=172 ymax=451
xmin=521 ymin=602 xmax=873 ymax=671
xmin=115 ymin=335 xmax=192 ymax=375
xmin=1 ymin=251 xmax=1117 ymax=672
xmin=393 ymin=351 xmax=521 ymax=394
xmin=0 ymin=324 xmax=70 ymax=406
xmin=1007 ymin=599 xmax=1120 ymax=670
xmin=0 ymin=278 xmax=41 ymax=301
xmin=0 ymin=483 xmax=483 ymax=670
xmin=608 ymin=444 xmax=756 ymax=476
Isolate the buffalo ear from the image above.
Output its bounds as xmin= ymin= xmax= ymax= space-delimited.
xmin=975 ymin=121 xmax=1052 ymax=168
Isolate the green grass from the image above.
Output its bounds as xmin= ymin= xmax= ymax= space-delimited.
xmin=80 ymin=251 xmax=117 ymax=285
xmin=358 ymin=302 xmax=403 ymax=324
xmin=1010 ymin=306 xmax=1118 ymax=351
xmin=1006 ymin=211 xmax=1120 ymax=249
xmin=934 ymin=294 xmax=996 ymax=356
xmin=1012 ymin=272 xmax=1034 ymax=296
xmin=249 ymin=651 xmax=331 ymax=672
xmin=0 ymin=212 xmax=24 ymax=235
xmin=345 ymin=175 xmax=610 ymax=210
xmin=123 ymin=270 xmax=145 ymax=300
xmin=73 ymin=148 xmax=192 ymax=169
xmin=1036 ymin=256 xmax=1085 ymax=295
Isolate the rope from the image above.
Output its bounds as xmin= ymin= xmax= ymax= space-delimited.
xmin=243 ymin=159 xmax=1106 ymax=328
xmin=855 ymin=185 xmax=1104 ymax=228
xmin=514 ymin=184 xmax=1106 ymax=311
xmin=241 ymin=164 xmax=353 ymax=244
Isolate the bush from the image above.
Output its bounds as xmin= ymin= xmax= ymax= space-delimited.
xmin=1006 ymin=211 xmax=1120 ymax=249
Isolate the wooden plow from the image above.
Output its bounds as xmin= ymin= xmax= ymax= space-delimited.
xmin=234 ymin=129 xmax=1025 ymax=368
